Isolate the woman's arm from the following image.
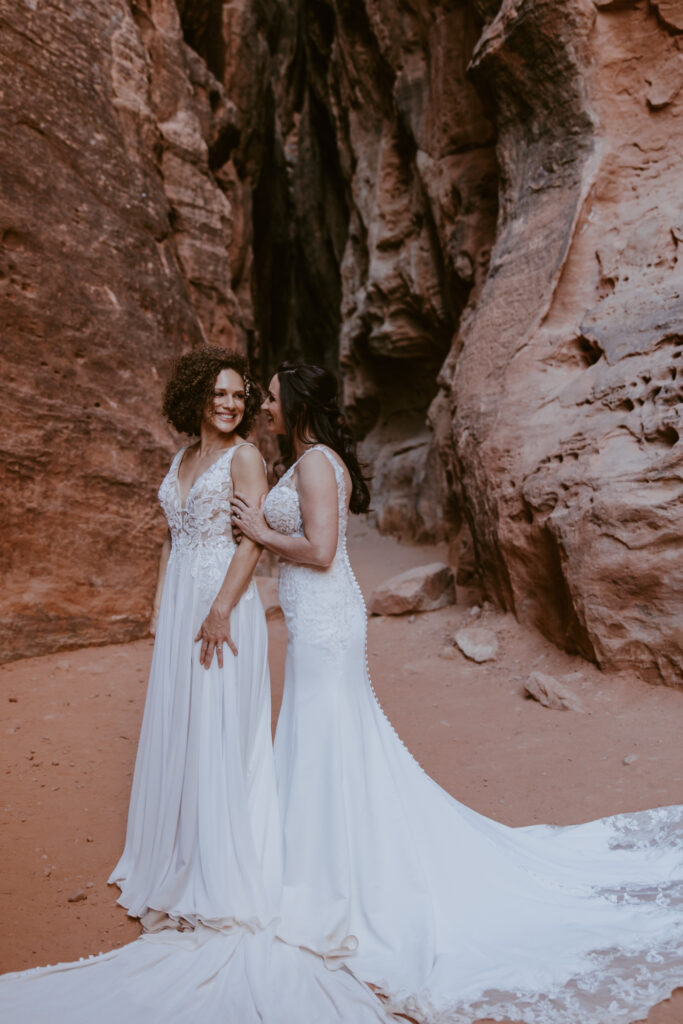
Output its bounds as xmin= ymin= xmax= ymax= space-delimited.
xmin=231 ymin=449 xmax=339 ymax=569
xmin=150 ymin=532 xmax=171 ymax=635
xmin=195 ymin=444 xmax=268 ymax=669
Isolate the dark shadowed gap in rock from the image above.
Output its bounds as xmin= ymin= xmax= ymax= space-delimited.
xmin=575 ymin=335 xmax=604 ymax=367
xmin=536 ymin=524 xmax=595 ymax=662
xmin=251 ymin=83 xmax=293 ymax=375
xmin=250 ymin=0 xmax=350 ymax=379
xmin=175 ymin=0 xmax=225 ymax=81
xmin=208 ymin=122 xmax=241 ymax=172
xmin=332 ymin=0 xmax=396 ymax=116
xmin=290 ymin=89 xmax=348 ymax=368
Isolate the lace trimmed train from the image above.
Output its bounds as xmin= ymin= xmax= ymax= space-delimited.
xmin=264 ymin=444 xmax=683 ymax=1024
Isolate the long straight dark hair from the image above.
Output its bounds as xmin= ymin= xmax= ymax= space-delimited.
xmin=276 ymin=362 xmax=370 ymax=514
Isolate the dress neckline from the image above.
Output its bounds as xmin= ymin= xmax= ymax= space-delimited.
xmin=176 ymin=442 xmax=248 ymax=510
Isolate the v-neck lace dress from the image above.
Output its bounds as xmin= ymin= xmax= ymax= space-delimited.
xmin=108 ymin=443 xmax=281 ymax=930
xmin=0 ymin=444 xmax=395 ymax=1024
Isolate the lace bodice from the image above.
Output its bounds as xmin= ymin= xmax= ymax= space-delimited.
xmin=158 ymin=443 xmax=255 ymax=606
xmin=263 ymin=446 xmax=364 ymax=650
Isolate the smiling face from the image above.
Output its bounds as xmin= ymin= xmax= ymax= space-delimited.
xmin=262 ymin=374 xmax=286 ymax=435
xmin=202 ymin=368 xmax=246 ymax=437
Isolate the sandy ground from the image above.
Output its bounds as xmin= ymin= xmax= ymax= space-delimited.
xmin=1 ymin=519 xmax=682 ymax=1023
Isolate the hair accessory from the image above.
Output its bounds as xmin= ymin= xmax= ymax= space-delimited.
xmin=244 ymin=378 xmax=251 ymax=397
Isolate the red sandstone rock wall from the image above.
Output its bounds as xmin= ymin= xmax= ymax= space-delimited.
xmin=445 ymin=0 xmax=683 ymax=682
xmin=249 ymin=0 xmax=682 ymax=683
xmin=0 ymin=0 xmax=248 ymax=661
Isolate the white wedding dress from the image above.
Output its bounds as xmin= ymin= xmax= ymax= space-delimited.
xmin=264 ymin=444 xmax=683 ymax=1024
xmin=0 ymin=443 xmax=394 ymax=1024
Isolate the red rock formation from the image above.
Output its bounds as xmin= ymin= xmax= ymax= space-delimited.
xmin=0 ymin=0 xmax=247 ymax=661
xmin=249 ymin=0 xmax=682 ymax=683
xmin=446 ymin=0 xmax=683 ymax=682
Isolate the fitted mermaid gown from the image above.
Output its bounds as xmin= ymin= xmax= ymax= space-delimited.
xmin=0 ymin=443 xmax=394 ymax=1024
xmin=263 ymin=444 xmax=683 ymax=1024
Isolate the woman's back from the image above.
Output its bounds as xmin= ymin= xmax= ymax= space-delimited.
xmin=263 ymin=445 xmax=364 ymax=652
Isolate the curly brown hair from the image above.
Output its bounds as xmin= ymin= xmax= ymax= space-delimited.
xmin=162 ymin=347 xmax=263 ymax=436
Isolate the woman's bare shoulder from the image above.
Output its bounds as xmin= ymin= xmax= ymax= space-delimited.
xmin=231 ymin=441 xmax=267 ymax=480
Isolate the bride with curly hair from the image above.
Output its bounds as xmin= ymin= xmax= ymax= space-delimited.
xmin=109 ymin=346 xmax=279 ymax=932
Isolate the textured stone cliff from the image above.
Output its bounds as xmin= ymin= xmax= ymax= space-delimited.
xmin=234 ymin=0 xmax=682 ymax=683
xmin=2 ymin=0 xmax=681 ymax=682
xmin=447 ymin=0 xmax=683 ymax=682
xmin=0 ymin=0 xmax=247 ymax=660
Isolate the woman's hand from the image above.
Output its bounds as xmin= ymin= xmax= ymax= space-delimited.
xmin=231 ymin=492 xmax=267 ymax=544
xmin=194 ymin=602 xmax=237 ymax=669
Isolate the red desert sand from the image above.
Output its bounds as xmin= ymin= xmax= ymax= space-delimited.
xmin=2 ymin=520 xmax=682 ymax=1024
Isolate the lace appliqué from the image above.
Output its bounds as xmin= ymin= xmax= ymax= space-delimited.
xmin=263 ymin=448 xmax=361 ymax=652
xmin=382 ymin=927 xmax=683 ymax=1024
xmin=158 ymin=446 xmax=254 ymax=607
xmin=385 ymin=805 xmax=683 ymax=1023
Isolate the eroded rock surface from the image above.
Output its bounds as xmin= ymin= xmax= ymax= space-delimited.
xmin=443 ymin=0 xmax=683 ymax=683
xmin=248 ymin=0 xmax=682 ymax=682
xmin=0 ymin=0 xmax=247 ymax=660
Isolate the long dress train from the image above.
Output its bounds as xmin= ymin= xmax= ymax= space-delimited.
xmin=264 ymin=444 xmax=683 ymax=1024
xmin=0 ymin=443 xmax=395 ymax=1024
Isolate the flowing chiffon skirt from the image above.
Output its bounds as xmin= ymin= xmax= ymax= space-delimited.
xmin=108 ymin=555 xmax=281 ymax=933
xmin=0 ymin=444 xmax=396 ymax=1024
xmin=0 ymin=925 xmax=394 ymax=1023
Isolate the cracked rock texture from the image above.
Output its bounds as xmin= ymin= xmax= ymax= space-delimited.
xmin=0 ymin=0 xmax=248 ymax=660
xmin=236 ymin=0 xmax=682 ymax=683
xmin=444 ymin=0 xmax=683 ymax=683
xmin=2 ymin=0 xmax=682 ymax=684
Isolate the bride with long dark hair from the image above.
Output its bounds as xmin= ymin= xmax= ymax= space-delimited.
xmin=231 ymin=361 xmax=683 ymax=1024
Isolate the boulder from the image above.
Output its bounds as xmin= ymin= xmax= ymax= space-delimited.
xmin=454 ymin=626 xmax=498 ymax=664
xmin=369 ymin=563 xmax=456 ymax=616
xmin=524 ymin=672 xmax=584 ymax=712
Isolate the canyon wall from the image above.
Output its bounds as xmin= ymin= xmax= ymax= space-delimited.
xmin=1 ymin=0 xmax=681 ymax=682
xmin=0 ymin=0 xmax=247 ymax=660
xmin=239 ymin=0 xmax=682 ymax=683
xmin=447 ymin=0 xmax=683 ymax=682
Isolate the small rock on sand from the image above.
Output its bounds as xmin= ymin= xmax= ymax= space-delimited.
xmin=454 ymin=626 xmax=498 ymax=663
xmin=525 ymin=671 xmax=584 ymax=712
xmin=370 ymin=563 xmax=456 ymax=616
xmin=67 ymin=889 xmax=88 ymax=903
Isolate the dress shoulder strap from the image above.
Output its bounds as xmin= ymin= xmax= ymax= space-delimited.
xmin=229 ymin=440 xmax=267 ymax=471
xmin=171 ymin=445 xmax=189 ymax=470
xmin=296 ymin=445 xmax=348 ymax=504
xmin=296 ymin=444 xmax=342 ymax=472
